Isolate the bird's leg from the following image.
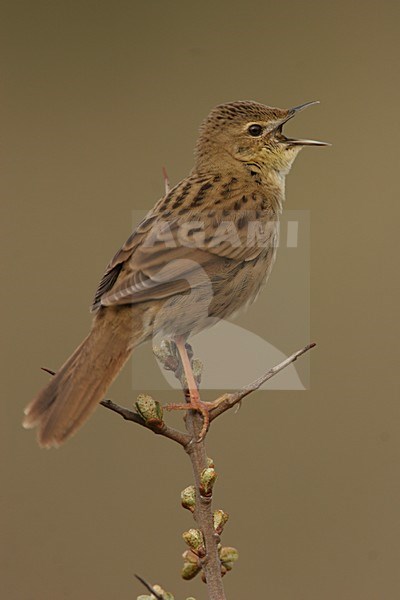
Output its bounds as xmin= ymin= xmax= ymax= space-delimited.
xmin=164 ymin=336 xmax=210 ymax=441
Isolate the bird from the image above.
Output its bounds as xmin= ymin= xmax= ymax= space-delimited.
xmin=23 ymin=100 xmax=329 ymax=448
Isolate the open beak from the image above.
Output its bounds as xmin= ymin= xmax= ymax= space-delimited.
xmin=277 ymin=101 xmax=331 ymax=147
xmin=285 ymin=137 xmax=331 ymax=146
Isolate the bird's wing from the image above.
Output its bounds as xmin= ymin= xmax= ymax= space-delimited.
xmin=91 ymin=175 xmax=275 ymax=310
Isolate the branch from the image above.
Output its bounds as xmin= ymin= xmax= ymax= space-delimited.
xmin=134 ymin=574 xmax=164 ymax=600
xmin=209 ymin=342 xmax=316 ymax=422
xmin=100 ymin=399 xmax=190 ymax=448
xmin=162 ymin=166 xmax=171 ymax=194
xmin=42 ymin=366 xmax=190 ymax=447
xmin=184 ymin=408 xmax=227 ymax=600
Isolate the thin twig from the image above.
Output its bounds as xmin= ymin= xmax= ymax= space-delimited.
xmin=134 ymin=573 xmax=163 ymax=599
xmin=100 ymin=399 xmax=190 ymax=447
xmin=41 ymin=367 xmax=190 ymax=447
xmin=209 ymin=342 xmax=316 ymax=422
xmin=162 ymin=166 xmax=170 ymax=194
xmin=41 ymin=367 xmax=56 ymax=375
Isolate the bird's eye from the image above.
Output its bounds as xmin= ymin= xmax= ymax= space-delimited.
xmin=248 ymin=124 xmax=263 ymax=137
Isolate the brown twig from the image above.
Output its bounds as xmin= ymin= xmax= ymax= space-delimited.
xmin=100 ymin=399 xmax=190 ymax=447
xmin=184 ymin=407 xmax=227 ymax=600
xmin=41 ymin=368 xmax=191 ymax=447
xmin=162 ymin=166 xmax=170 ymax=194
xmin=209 ymin=342 xmax=316 ymax=422
xmin=134 ymin=573 xmax=164 ymax=599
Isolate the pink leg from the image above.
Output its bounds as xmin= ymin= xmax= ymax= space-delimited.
xmin=165 ymin=336 xmax=210 ymax=440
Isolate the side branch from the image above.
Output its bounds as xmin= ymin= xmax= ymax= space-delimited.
xmin=100 ymin=399 xmax=190 ymax=447
xmin=134 ymin=574 xmax=163 ymax=599
xmin=209 ymin=342 xmax=316 ymax=422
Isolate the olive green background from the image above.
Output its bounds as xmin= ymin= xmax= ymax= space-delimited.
xmin=2 ymin=1 xmax=399 ymax=598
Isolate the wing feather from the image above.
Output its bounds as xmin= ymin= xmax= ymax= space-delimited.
xmin=91 ymin=174 xmax=274 ymax=311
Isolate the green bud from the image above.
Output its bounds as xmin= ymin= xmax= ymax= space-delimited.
xmin=191 ymin=359 xmax=203 ymax=384
xmin=181 ymin=560 xmax=201 ymax=580
xmin=200 ymin=467 xmax=217 ymax=496
xmin=219 ymin=546 xmax=239 ymax=571
xmin=213 ymin=509 xmax=229 ymax=534
xmin=220 ymin=564 xmax=228 ymax=577
xmin=181 ymin=486 xmax=196 ymax=512
xmin=153 ymin=585 xmax=174 ymax=600
xmin=182 ymin=549 xmax=199 ymax=565
xmin=154 ymin=340 xmax=174 ymax=361
xmin=182 ymin=529 xmax=205 ymax=556
xmin=206 ymin=457 xmax=214 ymax=468
xmin=135 ymin=394 xmax=163 ymax=424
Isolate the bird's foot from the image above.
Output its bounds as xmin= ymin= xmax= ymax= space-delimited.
xmin=165 ymin=393 xmax=212 ymax=442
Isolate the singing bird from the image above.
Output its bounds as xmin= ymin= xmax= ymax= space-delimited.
xmin=24 ymin=100 xmax=328 ymax=447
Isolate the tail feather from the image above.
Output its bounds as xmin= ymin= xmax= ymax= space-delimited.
xmin=24 ymin=307 xmax=143 ymax=448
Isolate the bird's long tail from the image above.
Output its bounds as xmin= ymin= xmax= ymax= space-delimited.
xmin=23 ymin=306 xmax=146 ymax=448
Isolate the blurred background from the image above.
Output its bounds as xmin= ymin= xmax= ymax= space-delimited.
xmin=2 ymin=1 xmax=399 ymax=598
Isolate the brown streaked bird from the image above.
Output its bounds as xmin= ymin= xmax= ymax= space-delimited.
xmin=24 ymin=100 xmax=329 ymax=447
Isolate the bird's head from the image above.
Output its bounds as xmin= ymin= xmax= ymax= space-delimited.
xmin=195 ymin=100 xmax=329 ymax=176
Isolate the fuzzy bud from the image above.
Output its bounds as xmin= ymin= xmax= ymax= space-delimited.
xmin=182 ymin=549 xmax=201 ymax=579
xmin=181 ymin=560 xmax=201 ymax=580
xmin=200 ymin=467 xmax=217 ymax=496
xmin=181 ymin=486 xmax=196 ymax=512
xmin=219 ymin=546 xmax=239 ymax=571
xmin=153 ymin=340 xmax=175 ymax=362
xmin=153 ymin=585 xmax=174 ymax=600
xmin=182 ymin=529 xmax=205 ymax=556
xmin=213 ymin=509 xmax=229 ymax=534
xmin=182 ymin=549 xmax=200 ymax=565
xmin=191 ymin=359 xmax=203 ymax=384
xmin=135 ymin=394 xmax=163 ymax=424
